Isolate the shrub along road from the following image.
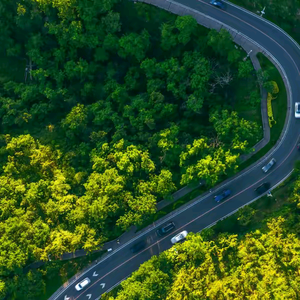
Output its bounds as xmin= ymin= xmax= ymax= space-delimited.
xmin=51 ymin=1 xmax=300 ymax=300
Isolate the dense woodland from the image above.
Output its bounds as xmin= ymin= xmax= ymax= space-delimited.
xmin=0 ymin=0 xmax=269 ymax=299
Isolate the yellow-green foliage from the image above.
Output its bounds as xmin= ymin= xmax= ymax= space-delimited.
xmin=270 ymin=81 xmax=279 ymax=94
xmin=267 ymin=92 xmax=276 ymax=128
xmin=106 ymin=217 xmax=300 ymax=300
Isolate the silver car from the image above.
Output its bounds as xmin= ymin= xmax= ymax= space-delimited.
xmin=295 ymin=102 xmax=300 ymax=118
xmin=75 ymin=277 xmax=91 ymax=291
xmin=262 ymin=158 xmax=276 ymax=173
xmin=171 ymin=230 xmax=188 ymax=244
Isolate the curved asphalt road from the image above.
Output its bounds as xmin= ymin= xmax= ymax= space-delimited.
xmin=54 ymin=1 xmax=300 ymax=300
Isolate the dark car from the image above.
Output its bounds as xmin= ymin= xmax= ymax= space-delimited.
xmin=255 ymin=182 xmax=270 ymax=194
xmin=130 ymin=240 xmax=146 ymax=253
xmin=214 ymin=189 xmax=231 ymax=202
xmin=156 ymin=222 xmax=175 ymax=236
xmin=210 ymin=0 xmax=226 ymax=9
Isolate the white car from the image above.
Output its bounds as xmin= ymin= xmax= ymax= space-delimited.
xmin=75 ymin=277 xmax=91 ymax=291
xmin=295 ymin=102 xmax=300 ymax=118
xmin=171 ymin=230 xmax=188 ymax=244
xmin=262 ymin=158 xmax=276 ymax=173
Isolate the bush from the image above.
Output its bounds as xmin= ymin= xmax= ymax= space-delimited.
xmin=264 ymin=80 xmax=279 ymax=95
xmin=267 ymin=92 xmax=276 ymax=128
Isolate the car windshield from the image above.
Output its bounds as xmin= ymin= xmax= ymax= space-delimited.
xmin=297 ymin=104 xmax=300 ymax=113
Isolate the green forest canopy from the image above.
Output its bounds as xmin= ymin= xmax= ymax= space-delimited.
xmin=0 ymin=0 xmax=264 ymax=299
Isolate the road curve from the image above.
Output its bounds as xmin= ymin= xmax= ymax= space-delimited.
xmin=51 ymin=1 xmax=300 ymax=300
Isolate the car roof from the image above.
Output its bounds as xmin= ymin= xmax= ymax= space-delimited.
xmin=79 ymin=278 xmax=90 ymax=285
xmin=215 ymin=189 xmax=230 ymax=198
xmin=258 ymin=182 xmax=269 ymax=188
xmin=131 ymin=240 xmax=146 ymax=251
xmin=133 ymin=240 xmax=145 ymax=246
xmin=176 ymin=230 xmax=187 ymax=236
xmin=164 ymin=222 xmax=174 ymax=228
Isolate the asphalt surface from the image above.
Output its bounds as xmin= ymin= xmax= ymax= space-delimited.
xmin=55 ymin=1 xmax=300 ymax=300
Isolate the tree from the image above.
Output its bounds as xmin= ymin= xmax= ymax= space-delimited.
xmin=140 ymin=58 xmax=159 ymax=79
xmin=107 ymin=256 xmax=170 ymax=300
xmin=160 ymin=57 xmax=187 ymax=99
xmin=210 ymin=109 xmax=260 ymax=152
xmin=227 ymin=48 xmax=241 ymax=63
xmin=155 ymin=124 xmax=181 ymax=167
xmin=161 ymin=23 xmax=178 ymax=51
xmin=182 ymin=51 xmax=211 ymax=110
xmin=236 ymin=205 xmax=256 ymax=227
xmin=186 ymin=94 xmax=204 ymax=113
xmin=180 ymin=147 xmax=239 ymax=186
xmin=10 ymin=269 xmax=45 ymax=300
xmin=124 ymin=67 xmax=140 ymax=91
xmin=246 ymin=90 xmax=261 ymax=107
xmin=101 ymin=11 xmax=121 ymax=33
xmin=179 ymin=138 xmax=239 ymax=186
xmin=264 ymin=80 xmax=279 ymax=95
xmin=290 ymin=177 xmax=300 ymax=209
xmin=151 ymin=169 xmax=176 ymax=199
xmin=64 ymin=59 xmax=90 ymax=80
xmin=256 ymin=68 xmax=270 ymax=85
xmin=214 ymin=71 xmax=233 ymax=88
xmin=207 ymin=29 xmax=234 ymax=57
xmin=62 ymin=104 xmax=88 ymax=132
xmin=0 ymin=280 xmax=6 ymax=299
xmin=103 ymin=33 xmax=120 ymax=52
xmin=175 ymin=15 xmax=197 ymax=45
xmin=118 ymin=29 xmax=150 ymax=61
xmin=238 ymin=60 xmax=253 ymax=78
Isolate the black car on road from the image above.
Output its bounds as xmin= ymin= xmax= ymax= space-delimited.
xmin=130 ymin=240 xmax=146 ymax=253
xmin=210 ymin=0 xmax=226 ymax=9
xmin=156 ymin=222 xmax=175 ymax=236
xmin=255 ymin=182 xmax=270 ymax=194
